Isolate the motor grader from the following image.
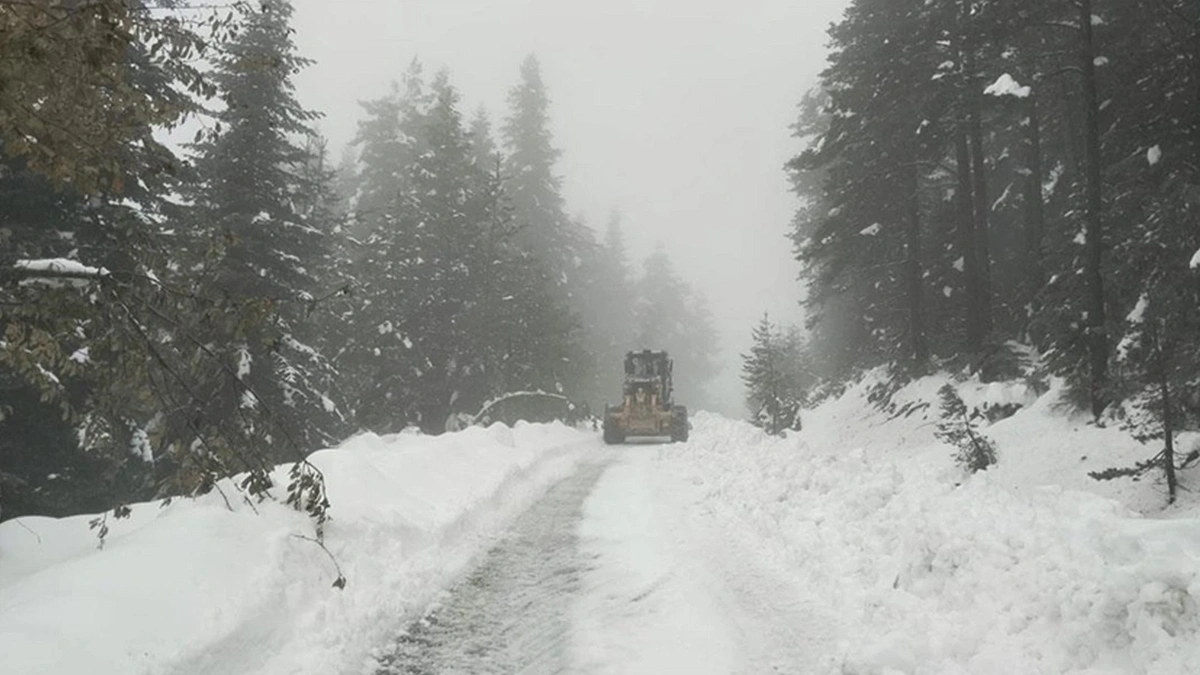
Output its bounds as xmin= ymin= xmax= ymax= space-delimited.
xmin=602 ymin=350 xmax=689 ymax=444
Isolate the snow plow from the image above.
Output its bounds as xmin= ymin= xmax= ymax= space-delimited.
xmin=602 ymin=350 xmax=688 ymax=444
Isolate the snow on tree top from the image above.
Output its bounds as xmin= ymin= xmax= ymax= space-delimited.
xmin=15 ymin=258 xmax=109 ymax=276
xmin=984 ymin=73 xmax=1031 ymax=99
xmin=1126 ymin=294 xmax=1149 ymax=324
xmin=1147 ymin=145 xmax=1162 ymax=166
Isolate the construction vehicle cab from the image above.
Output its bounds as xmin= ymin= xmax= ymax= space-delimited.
xmin=603 ymin=350 xmax=688 ymax=444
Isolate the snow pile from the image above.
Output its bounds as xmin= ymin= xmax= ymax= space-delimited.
xmin=14 ymin=258 xmax=109 ymax=277
xmin=984 ymin=73 xmax=1031 ymax=99
xmin=0 ymin=422 xmax=593 ymax=675
xmin=13 ymin=257 xmax=110 ymax=288
xmin=660 ymin=375 xmax=1200 ymax=674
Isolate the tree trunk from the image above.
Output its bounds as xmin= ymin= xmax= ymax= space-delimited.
xmin=1022 ymin=91 xmax=1046 ymax=310
xmin=1155 ymin=329 xmax=1177 ymax=505
xmin=905 ymin=165 xmax=928 ymax=366
xmin=1078 ymin=0 xmax=1109 ymax=418
xmin=1193 ymin=23 xmax=1200 ymax=169
xmin=956 ymin=0 xmax=989 ymax=357
xmin=956 ymin=128 xmax=983 ymax=354
xmin=965 ymin=52 xmax=993 ymax=340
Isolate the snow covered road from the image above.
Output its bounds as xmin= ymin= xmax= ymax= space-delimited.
xmin=373 ymin=458 xmax=610 ymax=674
xmin=9 ymin=379 xmax=1200 ymax=674
xmin=377 ymin=443 xmax=841 ymax=674
xmin=574 ymin=445 xmax=841 ymax=674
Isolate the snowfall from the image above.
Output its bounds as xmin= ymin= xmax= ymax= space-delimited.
xmin=3 ymin=372 xmax=1200 ymax=674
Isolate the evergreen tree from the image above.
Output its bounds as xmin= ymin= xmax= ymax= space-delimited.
xmin=500 ymin=53 xmax=594 ymax=400
xmin=576 ymin=211 xmax=638 ymax=408
xmin=183 ymin=0 xmax=345 ymax=456
xmin=790 ymin=0 xmax=947 ymax=374
xmin=935 ymin=384 xmax=998 ymax=474
xmin=502 ymin=55 xmax=576 ymax=281
xmin=634 ymin=246 xmax=721 ymax=407
xmin=468 ymin=106 xmax=500 ymax=174
xmin=393 ymin=70 xmax=498 ymax=430
xmin=336 ymin=63 xmax=432 ymax=431
xmin=334 ymin=64 xmax=589 ymax=431
xmin=1 ymin=4 xmax=334 ymax=527
xmin=741 ymin=314 xmax=807 ymax=435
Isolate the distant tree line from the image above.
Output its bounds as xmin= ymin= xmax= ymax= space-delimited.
xmin=0 ymin=1 xmax=719 ymax=522
xmin=786 ymin=0 xmax=1200 ymax=501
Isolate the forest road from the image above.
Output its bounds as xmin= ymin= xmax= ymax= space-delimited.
xmin=372 ymin=441 xmax=842 ymax=674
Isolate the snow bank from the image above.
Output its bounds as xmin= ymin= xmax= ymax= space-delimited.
xmin=660 ymin=374 xmax=1200 ymax=674
xmin=0 ymin=421 xmax=594 ymax=675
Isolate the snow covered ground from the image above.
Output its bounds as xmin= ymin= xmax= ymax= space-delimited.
xmin=0 ymin=422 xmax=594 ymax=675
xmin=650 ymin=374 xmax=1200 ymax=674
xmin=4 ymin=372 xmax=1200 ymax=674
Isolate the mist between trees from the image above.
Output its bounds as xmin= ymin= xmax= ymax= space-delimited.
xmin=0 ymin=1 xmax=719 ymax=524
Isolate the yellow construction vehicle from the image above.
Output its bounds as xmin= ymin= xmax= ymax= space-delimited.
xmin=602 ymin=350 xmax=688 ymax=444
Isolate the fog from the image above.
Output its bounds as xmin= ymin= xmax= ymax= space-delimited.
xmin=290 ymin=0 xmax=848 ymax=416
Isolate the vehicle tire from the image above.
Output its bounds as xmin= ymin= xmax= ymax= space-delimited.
xmin=602 ymin=414 xmax=624 ymax=445
xmin=670 ymin=406 xmax=689 ymax=443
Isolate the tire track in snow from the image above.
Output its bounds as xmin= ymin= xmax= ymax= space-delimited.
xmin=572 ymin=447 xmax=844 ymax=675
xmin=372 ymin=457 xmax=612 ymax=675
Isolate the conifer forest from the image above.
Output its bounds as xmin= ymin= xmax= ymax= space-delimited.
xmin=3 ymin=0 xmax=1200 ymax=522
xmin=772 ymin=0 xmax=1200 ymax=500
xmin=0 ymin=0 xmax=720 ymax=520
xmin=8 ymin=2 xmax=1200 ymax=673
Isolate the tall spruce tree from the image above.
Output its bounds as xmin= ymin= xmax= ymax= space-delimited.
xmin=335 ymin=63 xmax=431 ymax=431
xmin=502 ymin=55 xmax=575 ymax=282
xmin=501 ymin=54 xmax=593 ymax=400
xmin=184 ymin=0 xmax=345 ymax=456
xmin=634 ymin=246 xmax=721 ymax=408
xmin=577 ymin=212 xmax=638 ymax=408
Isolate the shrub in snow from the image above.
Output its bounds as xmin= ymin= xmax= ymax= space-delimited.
xmin=935 ymin=384 xmax=998 ymax=474
xmin=1093 ymin=314 xmax=1200 ymax=505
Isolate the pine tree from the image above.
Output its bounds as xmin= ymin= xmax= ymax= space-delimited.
xmin=1 ymin=5 xmax=335 ymax=528
xmin=1093 ymin=1 xmax=1200 ymax=502
xmin=502 ymin=55 xmax=575 ymax=280
xmin=742 ymin=314 xmax=805 ymax=435
xmin=468 ymin=106 xmax=500 ymax=173
xmin=183 ymin=0 xmax=345 ymax=456
xmin=500 ymin=53 xmax=594 ymax=401
xmin=394 ymin=70 xmax=493 ymax=430
xmin=935 ymin=384 xmax=998 ymax=474
xmin=790 ymin=0 xmax=948 ymax=374
xmin=576 ymin=211 xmax=638 ymax=408
xmin=335 ymin=64 xmax=429 ymax=431
xmin=634 ymin=246 xmax=721 ymax=407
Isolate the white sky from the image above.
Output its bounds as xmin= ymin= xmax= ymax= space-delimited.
xmin=290 ymin=0 xmax=848 ymax=416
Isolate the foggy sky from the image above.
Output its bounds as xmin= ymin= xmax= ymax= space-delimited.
xmin=290 ymin=0 xmax=848 ymax=417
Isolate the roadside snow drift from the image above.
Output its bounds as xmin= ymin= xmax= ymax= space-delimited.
xmin=0 ymin=422 xmax=593 ymax=675
xmin=658 ymin=374 xmax=1200 ymax=675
